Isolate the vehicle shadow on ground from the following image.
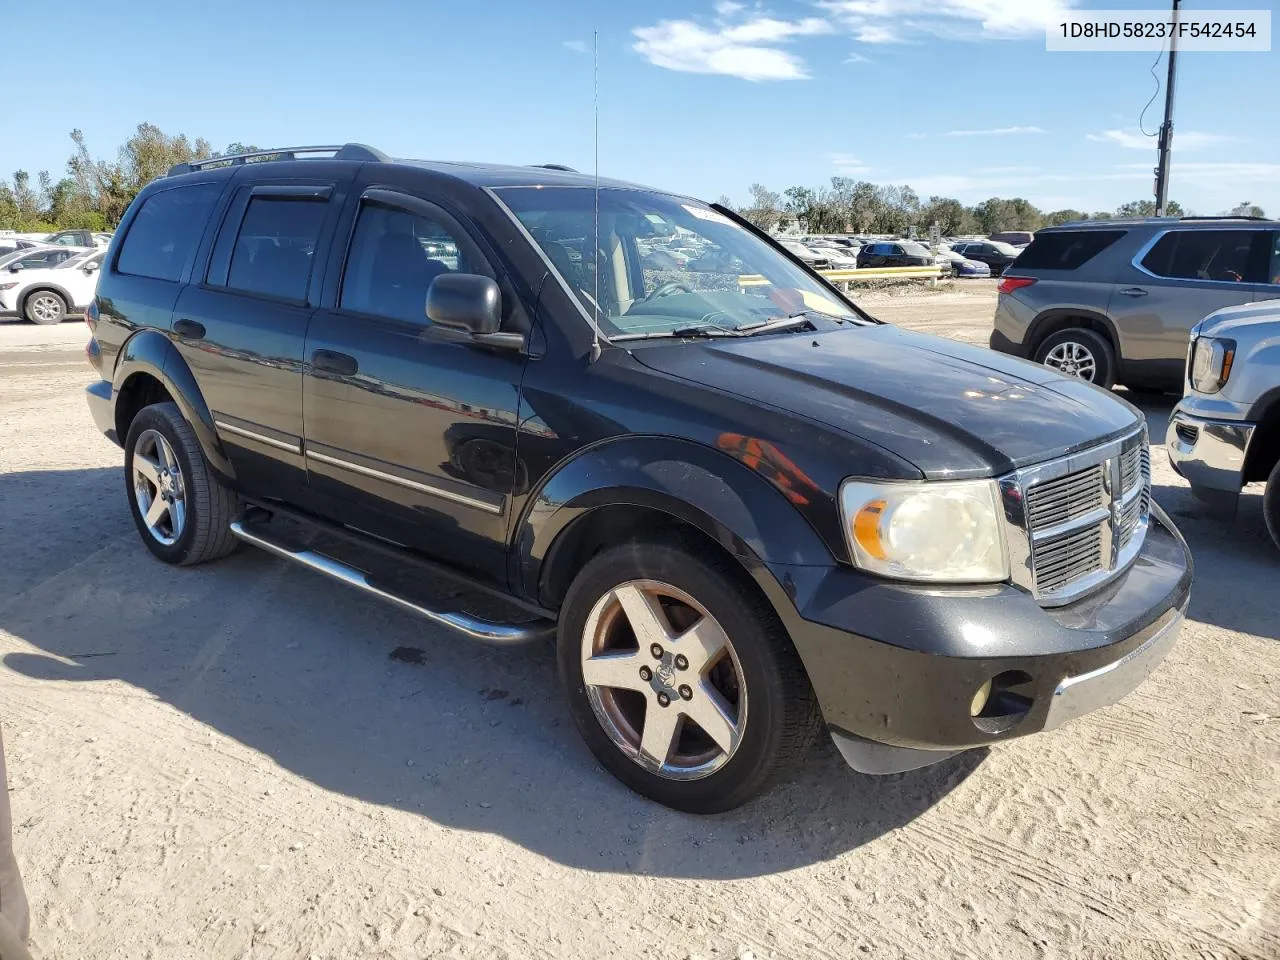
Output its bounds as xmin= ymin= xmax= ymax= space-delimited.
xmin=0 ymin=468 xmax=984 ymax=880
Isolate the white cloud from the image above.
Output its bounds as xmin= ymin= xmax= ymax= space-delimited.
xmin=632 ymin=10 xmax=833 ymax=81
xmin=910 ymin=126 xmax=1046 ymax=139
xmin=562 ymin=39 xmax=589 ymax=54
xmin=828 ymin=152 xmax=872 ymax=175
xmin=844 ymin=51 xmax=872 ymax=64
xmin=946 ymin=126 xmax=1045 ymax=137
xmin=820 ymin=0 xmax=1076 ymax=44
xmin=1087 ymin=129 xmax=1234 ymax=151
xmin=1116 ymin=161 xmax=1280 ymax=181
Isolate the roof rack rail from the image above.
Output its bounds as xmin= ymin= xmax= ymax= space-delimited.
xmin=1179 ymin=214 xmax=1271 ymax=222
xmin=532 ymin=163 xmax=578 ymax=172
xmin=167 ymin=142 xmax=389 ymax=177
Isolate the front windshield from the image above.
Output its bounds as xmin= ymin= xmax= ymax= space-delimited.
xmin=902 ymin=242 xmax=932 ymax=256
xmin=990 ymin=241 xmax=1020 ymax=255
xmin=497 ymin=187 xmax=855 ymax=338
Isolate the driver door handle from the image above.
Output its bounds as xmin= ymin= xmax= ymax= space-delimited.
xmin=1118 ymin=287 xmax=1149 ymax=298
xmin=173 ymin=319 xmax=205 ymax=339
xmin=312 ymin=349 xmax=358 ymax=377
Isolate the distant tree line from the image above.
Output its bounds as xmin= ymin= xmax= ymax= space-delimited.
xmin=0 ymin=124 xmax=267 ymax=232
xmin=729 ymin=181 xmax=1266 ymax=236
xmin=1 ymin=124 xmax=1267 ymax=235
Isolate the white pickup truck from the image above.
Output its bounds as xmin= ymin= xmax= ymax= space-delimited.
xmin=1169 ymin=299 xmax=1280 ymax=550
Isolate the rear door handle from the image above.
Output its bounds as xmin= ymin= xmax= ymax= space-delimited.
xmin=1118 ymin=287 xmax=1149 ymax=298
xmin=173 ymin=318 xmax=205 ymax=339
xmin=312 ymin=349 xmax=358 ymax=377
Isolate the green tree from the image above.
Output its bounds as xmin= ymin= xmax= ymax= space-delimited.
xmin=741 ymin=183 xmax=783 ymax=232
xmin=918 ymin=197 xmax=973 ymax=236
xmin=1228 ymin=201 xmax=1266 ymax=217
xmin=1113 ymin=199 xmax=1185 ymax=218
xmin=68 ymin=123 xmax=214 ymax=226
xmin=1043 ymin=209 xmax=1087 ymax=227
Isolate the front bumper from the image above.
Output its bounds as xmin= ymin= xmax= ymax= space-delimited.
xmin=1167 ymin=408 xmax=1254 ymax=501
xmin=771 ymin=502 xmax=1192 ymax=774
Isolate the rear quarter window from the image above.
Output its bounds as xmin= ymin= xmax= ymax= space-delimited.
xmin=1014 ymin=230 xmax=1126 ymax=271
xmin=116 ymin=182 xmax=223 ymax=282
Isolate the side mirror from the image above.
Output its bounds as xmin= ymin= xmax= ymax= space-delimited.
xmin=84 ymin=261 xmax=100 ymax=274
xmin=8 ymin=264 xmax=21 ymax=273
xmin=426 ymin=273 xmax=502 ymax=335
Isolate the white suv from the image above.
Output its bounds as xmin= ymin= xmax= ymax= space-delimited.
xmin=0 ymin=247 xmax=103 ymax=324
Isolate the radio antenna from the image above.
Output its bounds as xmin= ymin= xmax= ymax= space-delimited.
xmin=590 ymin=28 xmax=602 ymax=363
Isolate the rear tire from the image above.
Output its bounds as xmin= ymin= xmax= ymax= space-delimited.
xmin=1265 ymin=459 xmax=1280 ymax=554
xmin=1034 ymin=327 xmax=1117 ymax=389
xmin=24 ymin=290 xmax=65 ymax=325
xmin=557 ymin=536 xmax=820 ymax=813
xmin=123 ymin=402 xmax=240 ymax=566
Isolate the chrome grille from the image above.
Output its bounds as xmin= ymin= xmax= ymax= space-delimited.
xmin=1118 ymin=444 xmax=1146 ymax=492
xmin=1025 ymin=464 xmax=1107 ymax=529
xmin=1034 ymin=525 xmax=1105 ymax=595
xmin=1002 ymin=426 xmax=1152 ymax=606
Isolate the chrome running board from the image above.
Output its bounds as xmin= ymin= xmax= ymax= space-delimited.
xmin=228 ymin=520 xmax=556 ymax=646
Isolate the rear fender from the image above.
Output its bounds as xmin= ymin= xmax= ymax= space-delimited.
xmin=112 ymin=329 xmax=235 ymax=480
xmin=514 ymin=435 xmax=834 ymax=608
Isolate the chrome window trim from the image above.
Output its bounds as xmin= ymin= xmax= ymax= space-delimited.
xmin=1000 ymin=424 xmax=1149 ymax=607
xmin=214 ymin=419 xmax=302 ymax=455
xmin=305 ymin=448 xmax=503 ymax=515
xmin=1130 ymin=226 xmax=1276 ymax=286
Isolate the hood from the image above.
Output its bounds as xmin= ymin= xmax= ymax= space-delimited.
xmin=631 ymin=324 xmax=1141 ymax=479
xmin=1198 ymin=297 xmax=1280 ymax=340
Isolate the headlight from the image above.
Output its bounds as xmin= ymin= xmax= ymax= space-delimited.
xmin=839 ymin=479 xmax=1009 ymax=583
xmin=1189 ymin=336 xmax=1236 ymax=393
xmin=0 ymin=282 xmax=17 ymax=291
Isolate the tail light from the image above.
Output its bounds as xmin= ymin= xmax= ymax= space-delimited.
xmin=998 ymin=277 xmax=1036 ymax=295
xmin=85 ymin=299 xmax=99 ymax=331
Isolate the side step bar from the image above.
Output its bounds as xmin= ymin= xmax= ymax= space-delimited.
xmin=228 ymin=521 xmax=556 ymax=646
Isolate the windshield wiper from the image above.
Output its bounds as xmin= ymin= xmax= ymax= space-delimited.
xmin=612 ymin=324 xmax=742 ymax=341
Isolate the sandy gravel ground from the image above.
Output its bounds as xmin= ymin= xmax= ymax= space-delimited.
xmin=0 ymin=284 xmax=1276 ymax=960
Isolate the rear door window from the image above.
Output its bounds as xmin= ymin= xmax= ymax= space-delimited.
xmin=1266 ymin=232 xmax=1280 ymax=285
xmin=1141 ymin=230 xmax=1265 ymax=283
xmin=1016 ymin=230 xmax=1126 ymax=270
xmin=116 ymin=182 xmax=223 ymax=281
xmin=225 ymin=196 xmax=328 ymax=301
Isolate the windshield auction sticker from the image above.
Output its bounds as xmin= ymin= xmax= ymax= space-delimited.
xmin=1048 ymin=9 xmax=1271 ymax=51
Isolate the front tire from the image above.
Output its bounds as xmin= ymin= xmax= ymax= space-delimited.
xmin=123 ymin=402 xmax=239 ymax=566
xmin=1265 ymin=459 xmax=1280 ymax=554
xmin=557 ymin=537 xmax=820 ymax=813
xmin=1034 ymin=327 xmax=1117 ymax=389
xmin=24 ymin=290 xmax=65 ymax=325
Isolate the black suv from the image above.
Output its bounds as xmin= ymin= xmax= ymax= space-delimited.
xmin=856 ymin=240 xmax=934 ymax=269
xmin=84 ymin=144 xmax=1192 ymax=812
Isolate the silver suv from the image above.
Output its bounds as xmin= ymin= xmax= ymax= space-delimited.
xmin=1169 ymin=299 xmax=1280 ymax=549
xmin=991 ymin=218 xmax=1280 ymax=390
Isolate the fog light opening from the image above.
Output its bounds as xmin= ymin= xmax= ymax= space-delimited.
xmin=972 ymin=670 xmax=1035 ymax=735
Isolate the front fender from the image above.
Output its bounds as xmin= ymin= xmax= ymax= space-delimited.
xmin=514 ymin=435 xmax=836 ymax=605
xmin=112 ymin=329 xmax=235 ymax=480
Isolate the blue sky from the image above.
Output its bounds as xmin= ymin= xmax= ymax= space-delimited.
xmin=5 ymin=0 xmax=1277 ymax=215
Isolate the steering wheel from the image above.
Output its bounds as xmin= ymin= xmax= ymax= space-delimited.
xmin=644 ymin=281 xmax=693 ymax=301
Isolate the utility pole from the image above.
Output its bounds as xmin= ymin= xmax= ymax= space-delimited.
xmin=1154 ymin=0 xmax=1181 ymax=216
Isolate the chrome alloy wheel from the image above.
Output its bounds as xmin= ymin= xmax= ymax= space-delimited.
xmin=30 ymin=294 xmax=62 ymax=323
xmin=580 ymin=580 xmax=747 ymax=781
xmin=132 ymin=429 xmax=187 ymax=546
xmin=1043 ymin=340 xmax=1098 ymax=381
